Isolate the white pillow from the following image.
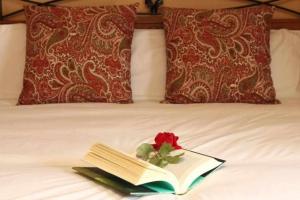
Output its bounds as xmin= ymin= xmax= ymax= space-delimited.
xmin=0 ymin=26 xmax=167 ymax=102
xmin=0 ymin=25 xmax=300 ymax=102
xmin=131 ymin=29 xmax=300 ymax=101
xmin=0 ymin=23 xmax=26 ymax=100
xmin=131 ymin=29 xmax=167 ymax=101
xmin=270 ymin=29 xmax=300 ymax=99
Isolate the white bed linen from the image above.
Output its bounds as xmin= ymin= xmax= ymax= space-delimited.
xmin=0 ymin=100 xmax=300 ymax=200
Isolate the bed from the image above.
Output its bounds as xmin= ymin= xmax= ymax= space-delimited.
xmin=0 ymin=0 xmax=300 ymax=200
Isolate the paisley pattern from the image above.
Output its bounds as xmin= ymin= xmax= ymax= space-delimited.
xmin=162 ymin=6 xmax=278 ymax=104
xmin=18 ymin=5 xmax=138 ymax=105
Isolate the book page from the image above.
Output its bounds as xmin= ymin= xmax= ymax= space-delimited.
xmin=164 ymin=150 xmax=222 ymax=193
xmin=86 ymin=143 xmax=173 ymax=185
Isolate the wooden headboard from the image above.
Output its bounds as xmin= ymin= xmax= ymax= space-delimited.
xmin=135 ymin=15 xmax=300 ymax=30
xmin=1 ymin=14 xmax=300 ymax=30
xmin=1 ymin=0 xmax=300 ymax=30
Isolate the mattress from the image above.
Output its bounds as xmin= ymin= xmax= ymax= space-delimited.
xmin=0 ymin=99 xmax=300 ymax=200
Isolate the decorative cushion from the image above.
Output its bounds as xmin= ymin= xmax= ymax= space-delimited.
xmin=18 ymin=5 xmax=138 ymax=105
xmin=162 ymin=6 xmax=278 ymax=104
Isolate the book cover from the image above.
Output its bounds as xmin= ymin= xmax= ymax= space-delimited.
xmin=73 ymin=143 xmax=225 ymax=195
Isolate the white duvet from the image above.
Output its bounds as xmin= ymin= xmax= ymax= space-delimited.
xmin=0 ymin=99 xmax=300 ymax=200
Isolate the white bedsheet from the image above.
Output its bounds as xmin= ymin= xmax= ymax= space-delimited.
xmin=0 ymin=99 xmax=300 ymax=200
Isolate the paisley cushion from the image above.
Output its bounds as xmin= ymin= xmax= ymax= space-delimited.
xmin=162 ymin=6 xmax=278 ymax=104
xmin=18 ymin=5 xmax=138 ymax=105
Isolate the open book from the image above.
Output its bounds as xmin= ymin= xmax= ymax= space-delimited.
xmin=73 ymin=143 xmax=225 ymax=195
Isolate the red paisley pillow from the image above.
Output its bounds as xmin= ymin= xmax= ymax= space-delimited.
xmin=162 ymin=6 xmax=279 ymax=104
xmin=18 ymin=5 xmax=138 ymax=105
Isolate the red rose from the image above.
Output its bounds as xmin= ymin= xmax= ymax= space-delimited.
xmin=152 ymin=132 xmax=182 ymax=150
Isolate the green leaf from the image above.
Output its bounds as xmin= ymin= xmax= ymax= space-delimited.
xmin=150 ymin=156 xmax=169 ymax=168
xmin=166 ymin=153 xmax=184 ymax=164
xmin=158 ymin=143 xmax=174 ymax=157
xmin=174 ymin=152 xmax=185 ymax=157
xmin=136 ymin=143 xmax=154 ymax=160
xmin=158 ymin=159 xmax=169 ymax=168
xmin=169 ymin=150 xmax=184 ymax=157
xmin=165 ymin=156 xmax=180 ymax=164
xmin=149 ymin=155 xmax=161 ymax=166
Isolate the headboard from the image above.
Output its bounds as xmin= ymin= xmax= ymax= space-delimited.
xmin=0 ymin=0 xmax=300 ymax=30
